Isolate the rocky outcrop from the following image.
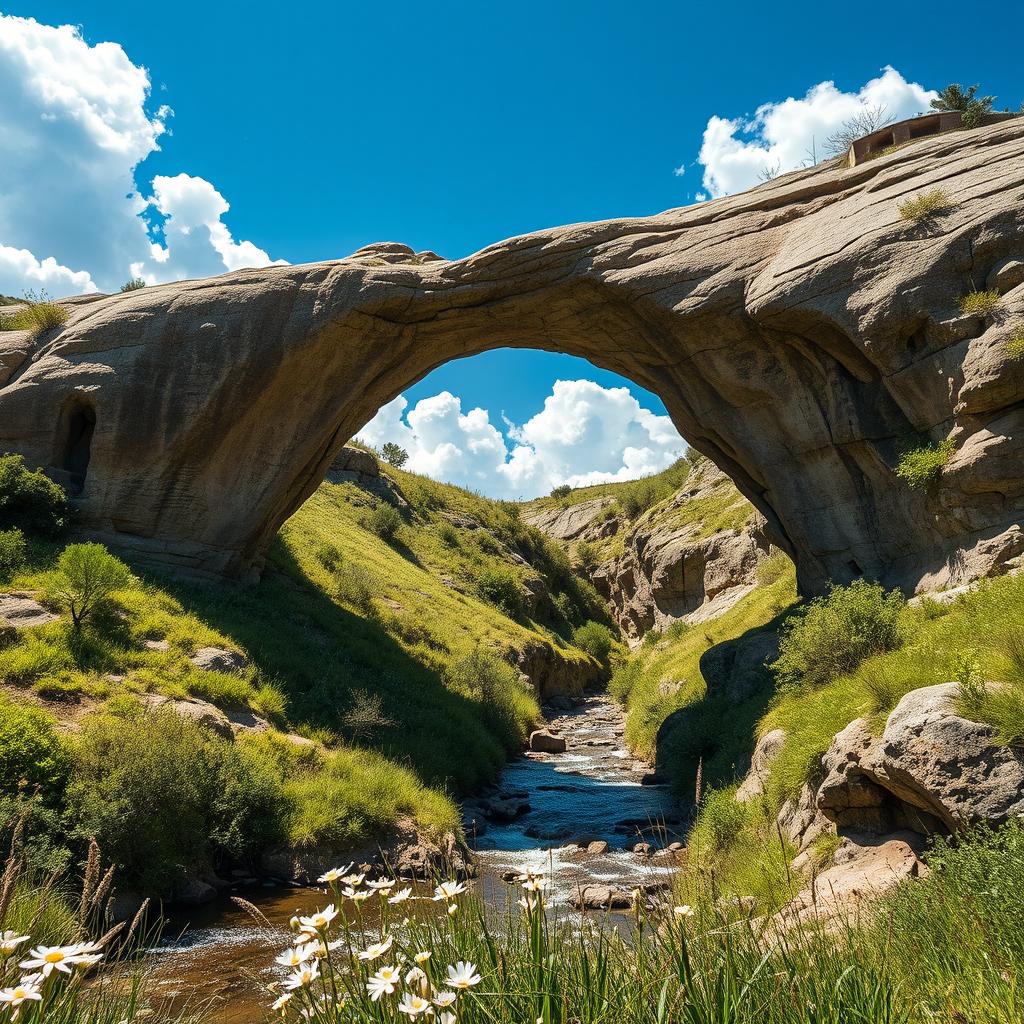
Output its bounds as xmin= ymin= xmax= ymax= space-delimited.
xmin=512 ymin=640 xmax=601 ymax=700
xmin=2 ymin=123 xmax=1024 ymax=594
xmin=591 ymin=462 xmax=774 ymax=641
xmin=736 ymin=728 xmax=786 ymax=803
xmin=529 ymin=729 xmax=567 ymax=753
xmin=523 ymin=498 xmax=619 ymax=543
xmin=0 ymin=592 xmax=59 ymax=630
xmin=189 ymin=645 xmax=248 ymax=674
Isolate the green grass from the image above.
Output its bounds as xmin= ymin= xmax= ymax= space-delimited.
xmin=611 ymin=563 xmax=798 ymax=795
xmin=959 ymin=289 xmax=1003 ymax=317
xmin=898 ymin=187 xmax=953 ymax=222
xmin=2 ymin=461 xmax=613 ymax=890
xmin=0 ymin=300 xmax=68 ymax=336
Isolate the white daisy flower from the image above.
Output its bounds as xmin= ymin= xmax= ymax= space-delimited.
xmin=341 ymin=873 xmax=366 ymax=887
xmin=674 ymin=905 xmax=695 ymax=918
xmin=367 ymin=965 xmax=400 ymax=1001
xmin=317 ymin=864 xmax=353 ymax=884
xmin=446 ymin=960 xmax=481 ymax=989
xmin=20 ymin=944 xmax=93 ymax=977
xmin=271 ymin=992 xmax=292 ymax=1011
xmin=367 ymin=877 xmax=397 ymax=890
xmin=439 ymin=1013 xmax=457 ymax=1024
xmin=388 ymin=887 xmax=413 ymax=904
xmin=0 ymin=979 xmax=42 ymax=1009
xmin=397 ymin=991 xmax=435 ymax=1017
xmin=414 ymin=950 xmax=432 ymax=964
xmin=433 ymin=990 xmax=457 ymax=1007
xmin=358 ymin=934 xmax=394 ymax=961
xmin=297 ymin=905 xmax=338 ymax=931
xmin=0 ymin=933 xmax=30 ymax=959
xmin=283 ymin=961 xmax=320 ymax=990
xmin=275 ymin=942 xmax=318 ymax=969
xmin=432 ymin=880 xmax=466 ymax=902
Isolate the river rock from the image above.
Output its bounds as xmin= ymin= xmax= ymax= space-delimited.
xmin=585 ymin=840 xmax=609 ymax=855
xmin=572 ymin=885 xmax=634 ymax=911
xmin=529 ymin=730 xmax=567 ymax=753
xmin=174 ymin=875 xmax=218 ymax=906
xmin=483 ymin=796 xmax=531 ymax=822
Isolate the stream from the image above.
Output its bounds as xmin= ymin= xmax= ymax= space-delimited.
xmin=145 ymin=693 xmax=682 ymax=1022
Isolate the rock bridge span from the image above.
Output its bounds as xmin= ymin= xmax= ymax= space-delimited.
xmin=1 ymin=120 xmax=1023 ymax=594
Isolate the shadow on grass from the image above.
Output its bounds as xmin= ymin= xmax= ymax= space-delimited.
xmin=652 ymin=604 xmax=799 ymax=803
xmin=142 ymin=537 xmax=509 ymax=795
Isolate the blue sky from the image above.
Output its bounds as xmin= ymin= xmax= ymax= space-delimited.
xmin=1 ymin=2 xmax=1021 ymax=495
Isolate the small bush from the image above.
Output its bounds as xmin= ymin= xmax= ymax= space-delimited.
xmin=896 ymin=438 xmax=955 ymax=489
xmin=549 ymin=484 xmax=573 ymax=500
xmin=119 ymin=277 xmax=147 ymax=291
xmin=0 ymin=527 xmax=26 ymax=578
xmin=0 ymin=296 xmax=69 ymax=336
xmin=898 ymin=188 xmax=952 ymax=222
xmin=66 ymin=708 xmax=286 ymax=893
xmin=342 ymin=687 xmax=395 ymax=743
xmin=689 ymin=785 xmax=748 ymax=854
xmin=448 ymin=646 xmax=537 ymax=752
xmin=313 ymin=541 xmax=340 ymax=570
xmin=0 ymin=695 xmax=69 ymax=801
xmin=361 ymin=501 xmax=403 ymax=541
xmin=0 ymin=454 xmax=68 ymax=536
xmin=959 ymin=290 xmax=1002 ymax=318
xmin=333 ymin=560 xmax=378 ymax=612
xmin=572 ymin=620 xmax=615 ymax=664
xmin=1006 ymin=326 xmax=1024 ymax=361
xmin=474 ymin=565 xmax=524 ymax=618
xmin=437 ymin=521 xmax=460 ymax=547
xmin=772 ymin=579 xmax=905 ymax=691
xmin=755 ymin=549 xmax=790 ymax=586
xmin=573 ymin=540 xmax=599 ymax=573
xmin=48 ymin=543 xmax=133 ymax=629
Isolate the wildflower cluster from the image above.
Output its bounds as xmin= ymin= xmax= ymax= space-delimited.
xmin=0 ymin=933 xmax=105 ymax=1020
xmin=267 ymin=865 xmax=480 ymax=1022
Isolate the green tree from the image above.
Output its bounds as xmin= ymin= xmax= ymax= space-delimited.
xmin=119 ymin=277 xmax=147 ymax=292
xmin=380 ymin=442 xmax=409 ymax=468
xmin=0 ymin=454 xmax=68 ymax=536
xmin=931 ymin=83 xmax=995 ymax=128
xmin=49 ymin=543 xmax=132 ymax=630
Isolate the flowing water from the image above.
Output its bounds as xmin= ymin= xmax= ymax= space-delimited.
xmin=146 ymin=693 xmax=682 ymax=1022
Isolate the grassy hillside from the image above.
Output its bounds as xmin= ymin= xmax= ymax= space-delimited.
xmin=0 ymin=453 xmax=608 ymax=893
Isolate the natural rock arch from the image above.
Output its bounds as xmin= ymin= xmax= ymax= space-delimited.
xmin=1 ymin=120 xmax=1023 ymax=594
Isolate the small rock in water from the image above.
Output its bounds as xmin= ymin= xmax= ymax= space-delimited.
xmin=529 ymin=730 xmax=567 ymax=753
xmin=640 ymin=772 xmax=667 ymax=786
xmin=586 ymin=840 xmax=609 ymax=855
xmin=572 ymin=885 xmax=633 ymax=911
xmin=633 ymin=842 xmax=652 ymax=857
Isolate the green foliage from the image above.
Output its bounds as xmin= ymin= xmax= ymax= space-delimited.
xmin=66 ymin=707 xmax=286 ymax=893
xmin=573 ymin=539 xmax=599 ymax=573
xmin=896 ymin=438 xmax=955 ymax=489
xmin=959 ymin=289 xmax=1002 ymax=317
xmin=754 ymin=549 xmax=790 ymax=586
xmin=0 ymin=695 xmax=69 ymax=801
xmin=0 ymin=526 xmax=26 ymax=578
xmin=0 ymin=294 xmax=69 ymax=336
xmin=689 ymin=784 xmax=748 ymax=854
xmin=771 ymin=579 xmax=904 ymax=692
xmin=897 ymin=188 xmax=952 ymax=222
xmin=931 ymin=82 xmax=996 ymax=128
xmin=474 ymin=564 xmax=524 ymax=618
xmin=333 ymin=559 xmax=378 ymax=611
xmin=119 ymin=277 xmax=147 ymax=291
xmin=437 ymin=521 xmax=460 ymax=547
xmin=549 ymin=484 xmax=572 ymax=500
xmin=572 ymin=619 xmax=615 ymax=665
xmin=341 ymin=687 xmax=395 ymax=743
xmin=1006 ymin=325 xmax=1024 ymax=361
xmin=380 ymin=441 xmax=409 ymax=468
xmin=360 ymin=501 xmax=403 ymax=541
xmin=0 ymin=454 xmax=68 ymax=536
xmin=48 ymin=543 xmax=133 ymax=629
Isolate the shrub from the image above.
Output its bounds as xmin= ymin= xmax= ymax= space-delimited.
xmin=0 ymin=696 xmax=69 ymax=801
xmin=437 ymin=521 xmax=460 ymax=547
xmin=755 ymin=549 xmax=790 ymax=586
xmin=689 ymin=785 xmax=748 ymax=854
xmin=898 ymin=188 xmax=952 ymax=222
xmin=361 ymin=501 xmax=403 ymax=541
xmin=572 ymin=620 xmax=615 ymax=664
xmin=896 ymin=438 xmax=955 ymax=489
xmin=448 ymin=646 xmax=537 ymax=752
xmin=549 ymin=484 xmax=572 ymax=500
xmin=333 ymin=560 xmax=378 ymax=612
xmin=0 ymin=454 xmax=68 ymax=536
xmin=0 ymin=527 xmax=26 ymax=578
xmin=959 ymin=289 xmax=1002 ymax=317
xmin=66 ymin=708 xmax=286 ymax=893
xmin=771 ymin=579 xmax=905 ymax=691
xmin=1006 ymin=326 xmax=1024 ymax=361
xmin=573 ymin=540 xmax=599 ymax=574
xmin=119 ymin=277 xmax=147 ymax=291
xmin=342 ymin=687 xmax=395 ymax=743
xmin=474 ymin=565 xmax=524 ymax=618
xmin=48 ymin=543 xmax=132 ymax=630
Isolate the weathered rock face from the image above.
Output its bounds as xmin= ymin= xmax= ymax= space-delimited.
xmin=524 ymin=498 xmax=619 ymax=543
xmin=2 ymin=124 xmax=1024 ymax=593
xmin=591 ymin=461 xmax=774 ymax=641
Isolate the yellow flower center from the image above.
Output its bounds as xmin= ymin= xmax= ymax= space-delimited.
xmin=45 ymin=951 xmax=65 ymax=963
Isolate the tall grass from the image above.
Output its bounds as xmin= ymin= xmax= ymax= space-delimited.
xmin=256 ymin=823 xmax=1024 ymax=1024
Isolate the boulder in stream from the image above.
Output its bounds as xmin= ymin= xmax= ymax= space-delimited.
xmin=529 ymin=730 xmax=567 ymax=753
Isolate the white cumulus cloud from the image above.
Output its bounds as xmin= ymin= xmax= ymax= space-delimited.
xmin=695 ymin=67 xmax=937 ymax=198
xmin=0 ymin=14 xmax=283 ymax=296
xmin=358 ymin=379 xmax=686 ymax=500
